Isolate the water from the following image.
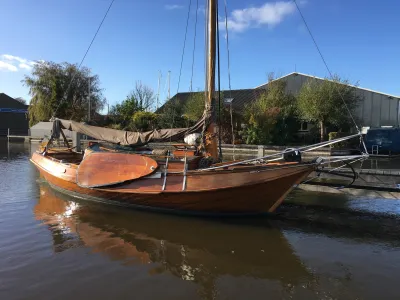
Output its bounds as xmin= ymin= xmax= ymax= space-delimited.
xmin=1 ymin=140 xmax=400 ymax=300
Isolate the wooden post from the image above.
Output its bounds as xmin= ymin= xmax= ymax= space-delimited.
xmin=72 ymin=132 xmax=81 ymax=152
xmin=60 ymin=129 xmax=70 ymax=149
xmin=258 ymin=145 xmax=264 ymax=158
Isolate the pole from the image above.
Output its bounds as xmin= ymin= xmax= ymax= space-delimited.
xmin=167 ymin=70 xmax=171 ymax=99
xmin=204 ymin=0 xmax=218 ymax=160
xmin=156 ymin=70 xmax=161 ymax=110
xmin=88 ymin=76 xmax=91 ymax=122
xmin=230 ymin=102 xmax=235 ymax=160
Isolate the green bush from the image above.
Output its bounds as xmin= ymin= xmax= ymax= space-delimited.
xmin=131 ymin=111 xmax=158 ymax=132
xmin=328 ymin=131 xmax=356 ymax=148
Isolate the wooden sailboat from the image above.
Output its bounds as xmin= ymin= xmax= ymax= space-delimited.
xmin=30 ymin=0 xmax=321 ymax=216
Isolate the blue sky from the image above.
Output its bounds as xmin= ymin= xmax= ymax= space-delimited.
xmin=1 ymin=0 xmax=399 ymax=112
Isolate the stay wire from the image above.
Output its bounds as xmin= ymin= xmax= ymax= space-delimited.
xmin=293 ymin=0 xmax=359 ymax=132
xmin=53 ymin=0 xmax=116 ymax=117
xmin=223 ymin=0 xmax=232 ymax=99
xmin=176 ymin=0 xmax=193 ymax=94
xmin=224 ymin=0 xmax=235 ymax=154
xmin=216 ymin=0 xmax=222 ymax=160
xmin=189 ymin=0 xmax=199 ymax=92
xmin=300 ymin=156 xmax=365 ymax=186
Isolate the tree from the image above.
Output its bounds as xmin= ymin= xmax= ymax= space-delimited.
xmin=183 ymin=93 xmax=205 ymax=122
xmin=23 ymin=61 xmax=105 ymax=126
xmin=181 ymin=91 xmax=240 ymax=143
xmin=297 ymin=75 xmax=362 ymax=141
xmin=242 ymin=105 xmax=280 ymax=145
xmin=131 ymin=81 xmax=155 ymax=111
xmin=131 ymin=111 xmax=158 ymax=131
xmin=109 ymin=94 xmax=141 ymax=128
xmin=157 ymin=97 xmax=186 ymax=129
xmin=241 ymin=78 xmax=298 ymax=145
xmin=109 ymin=81 xmax=155 ymax=129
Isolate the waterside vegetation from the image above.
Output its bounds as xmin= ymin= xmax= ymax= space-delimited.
xmin=24 ymin=62 xmax=361 ymax=146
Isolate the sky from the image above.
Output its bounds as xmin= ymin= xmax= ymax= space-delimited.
xmin=0 ymin=0 xmax=399 ymax=112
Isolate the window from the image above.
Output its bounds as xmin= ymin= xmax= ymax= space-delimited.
xmin=300 ymin=122 xmax=308 ymax=131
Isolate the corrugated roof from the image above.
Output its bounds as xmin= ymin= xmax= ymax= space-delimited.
xmin=0 ymin=93 xmax=29 ymax=109
xmin=159 ymin=88 xmax=266 ymax=114
xmin=160 ymin=72 xmax=400 ymax=116
xmin=255 ymin=72 xmax=400 ymax=99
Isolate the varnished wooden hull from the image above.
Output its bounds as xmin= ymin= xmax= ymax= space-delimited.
xmin=31 ymin=152 xmax=315 ymax=215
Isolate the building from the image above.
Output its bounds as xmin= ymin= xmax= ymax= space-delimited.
xmin=165 ymin=72 xmax=400 ymax=134
xmin=161 ymin=89 xmax=261 ymax=113
xmin=0 ymin=93 xmax=29 ymax=136
xmin=257 ymin=72 xmax=400 ymax=130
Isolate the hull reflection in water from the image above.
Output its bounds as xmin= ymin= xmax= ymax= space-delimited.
xmin=34 ymin=183 xmax=311 ymax=290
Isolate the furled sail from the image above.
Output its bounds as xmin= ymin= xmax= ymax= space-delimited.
xmin=51 ymin=116 xmax=205 ymax=146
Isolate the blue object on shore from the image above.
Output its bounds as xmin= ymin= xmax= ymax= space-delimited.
xmin=365 ymin=127 xmax=400 ymax=154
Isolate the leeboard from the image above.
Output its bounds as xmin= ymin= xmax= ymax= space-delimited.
xmin=77 ymin=152 xmax=158 ymax=188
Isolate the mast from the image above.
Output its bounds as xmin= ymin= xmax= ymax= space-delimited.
xmin=156 ymin=70 xmax=161 ymax=110
xmin=167 ymin=70 xmax=171 ymax=100
xmin=204 ymin=0 xmax=218 ymax=160
xmin=88 ymin=76 xmax=91 ymax=122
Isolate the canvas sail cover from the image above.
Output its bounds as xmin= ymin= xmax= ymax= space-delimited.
xmin=51 ymin=117 xmax=205 ymax=147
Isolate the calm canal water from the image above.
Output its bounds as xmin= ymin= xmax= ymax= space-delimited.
xmin=1 ymin=140 xmax=400 ymax=300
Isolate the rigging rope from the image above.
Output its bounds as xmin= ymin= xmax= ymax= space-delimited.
xmin=176 ymin=0 xmax=193 ymax=94
xmin=223 ymin=0 xmax=235 ymax=157
xmin=189 ymin=0 xmax=199 ymax=92
xmin=53 ymin=0 xmax=116 ymax=117
xmin=293 ymin=0 xmax=359 ymax=133
xmin=300 ymin=156 xmax=365 ymax=188
xmin=199 ymin=133 xmax=365 ymax=170
xmin=216 ymin=0 xmax=223 ymax=160
xmin=223 ymin=0 xmax=232 ymax=99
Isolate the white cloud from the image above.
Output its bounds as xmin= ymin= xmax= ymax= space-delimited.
xmin=0 ymin=54 xmax=38 ymax=72
xmin=3 ymin=54 xmax=27 ymax=64
xmin=19 ymin=63 xmax=32 ymax=70
xmin=220 ymin=1 xmax=296 ymax=33
xmin=165 ymin=4 xmax=184 ymax=10
xmin=0 ymin=61 xmax=18 ymax=72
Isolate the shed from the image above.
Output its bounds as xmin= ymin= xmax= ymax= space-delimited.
xmin=0 ymin=93 xmax=29 ymax=136
xmin=256 ymin=72 xmax=400 ymax=128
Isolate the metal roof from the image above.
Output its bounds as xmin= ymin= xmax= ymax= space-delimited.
xmin=0 ymin=93 xmax=29 ymax=109
xmin=160 ymin=89 xmax=265 ymax=114
xmin=255 ymin=72 xmax=400 ymax=99
xmin=161 ymin=72 xmax=400 ymax=116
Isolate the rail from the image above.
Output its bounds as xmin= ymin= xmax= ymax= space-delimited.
xmin=199 ymin=133 xmax=364 ymax=171
xmin=2 ymin=128 xmax=29 ymax=138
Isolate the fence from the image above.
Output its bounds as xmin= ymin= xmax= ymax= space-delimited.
xmin=149 ymin=142 xmax=331 ymax=159
xmin=0 ymin=128 xmax=29 ymax=137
